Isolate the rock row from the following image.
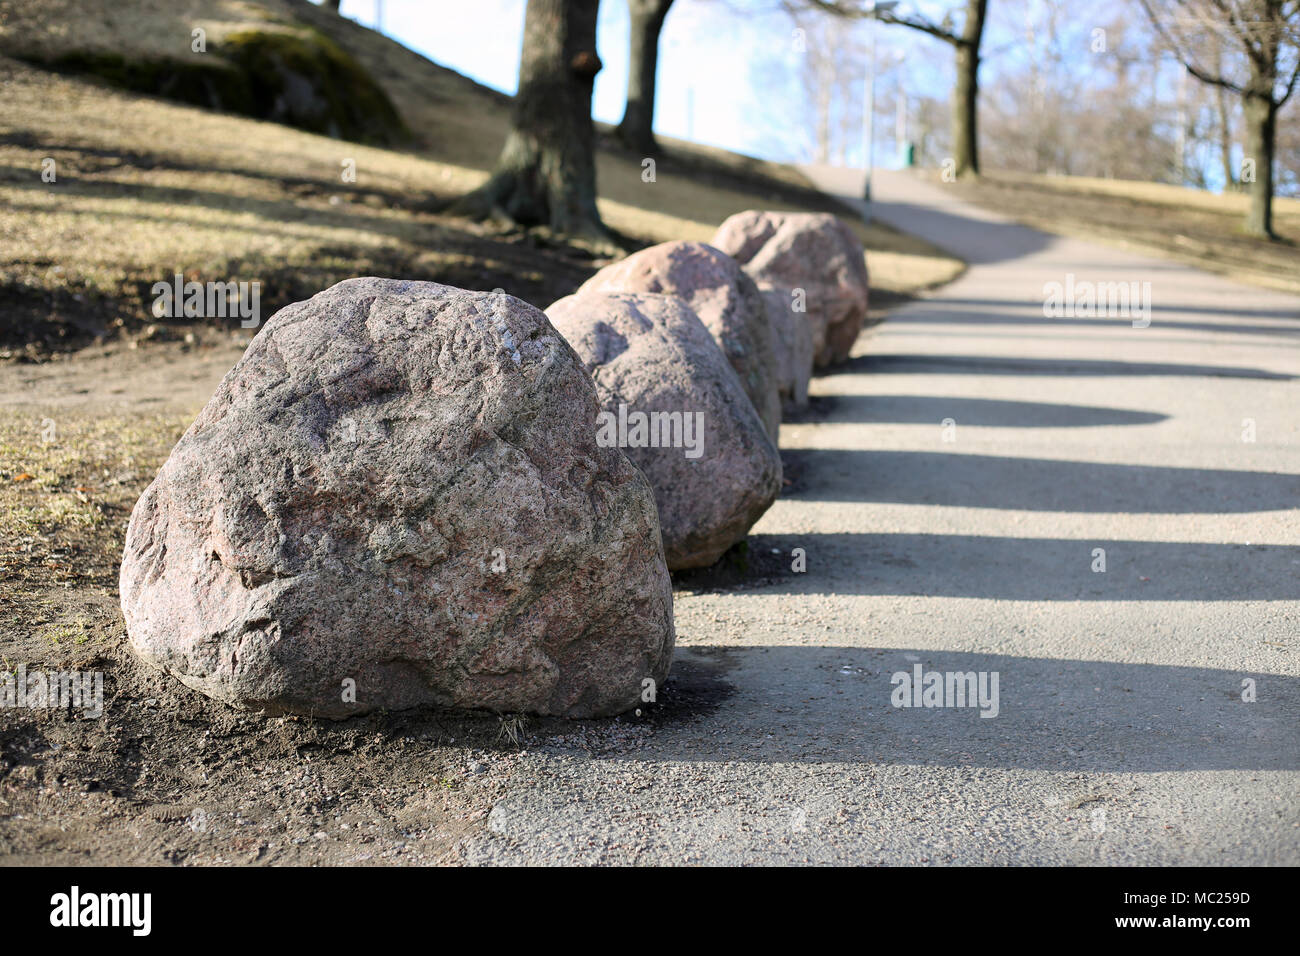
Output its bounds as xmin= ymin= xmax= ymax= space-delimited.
xmin=121 ymin=212 xmax=871 ymax=718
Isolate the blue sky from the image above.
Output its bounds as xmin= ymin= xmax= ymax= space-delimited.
xmin=316 ymin=2 xmax=1288 ymax=195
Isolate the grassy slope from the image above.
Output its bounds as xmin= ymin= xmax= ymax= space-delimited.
xmin=0 ymin=0 xmax=961 ymax=353
xmin=946 ymin=169 xmax=1300 ymax=296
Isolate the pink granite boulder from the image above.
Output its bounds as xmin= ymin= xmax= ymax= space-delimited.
xmin=711 ymin=211 xmax=871 ymax=367
xmin=120 ymin=277 xmax=675 ymax=719
xmin=759 ymin=286 xmax=814 ymax=409
xmin=547 ymin=291 xmax=782 ymax=569
xmin=577 ymin=241 xmax=781 ymax=442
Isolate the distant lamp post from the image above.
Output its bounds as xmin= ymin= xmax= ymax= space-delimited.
xmin=861 ymin=0 xmax=899 ymax=212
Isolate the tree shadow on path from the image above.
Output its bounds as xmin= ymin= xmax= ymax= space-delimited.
xmin=645 ymin=646 xmax=1297 ymax=772
xmin=781 ymin=449 xmax=1299 ymax=513
xmin=682 ymin=532 xmax=1300 ymax=601
xmin=833 ymin=353 xmax=1295 ymax=381
xmin=807 ymin=394 xmax=1168 ymax=427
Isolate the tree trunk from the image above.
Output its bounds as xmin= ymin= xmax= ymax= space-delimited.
xmin=1242 ymin=5 xmax=1280 ymax=241
xmin=1242 ymin=89 xmax=1276 ymax=238
xmin=326 ymin=0 xmax=341 ymax=11
xmin=616 ymin=0 xmax=673 ymax=154
xmin=951 ymin=43 xmax=979 ymax=177
xmin=449 ymin=0 xmax=615 ymax=248
xmin=949 ymin=0 xmax=987 ymax=178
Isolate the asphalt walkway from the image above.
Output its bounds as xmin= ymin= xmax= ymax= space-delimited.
xmin=462 ymin=167 xmax=1300 ymax=865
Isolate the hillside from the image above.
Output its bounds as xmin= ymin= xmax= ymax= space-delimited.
xmin=0 ymin=0 xmax=962 ymax=354
xmin=946 ymin=170 xmax=1300 ymax=296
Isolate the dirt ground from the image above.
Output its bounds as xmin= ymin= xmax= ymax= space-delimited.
xmin=0 ymin=331 xmax=806 ymax=866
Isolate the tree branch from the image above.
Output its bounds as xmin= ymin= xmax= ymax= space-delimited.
xmin=1277 ymin=56 xmax=1300 ymax=106
xmin=795 ymin=0 xmax=961 ymax=45
xmin=1138 ymin=0 xmax=1246 ymax=94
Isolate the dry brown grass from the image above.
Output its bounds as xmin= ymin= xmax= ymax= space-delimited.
xmin=946 ymin=169 xmax=1300 ymax=295
xmin=0 ymin=0 xmax=961 ymax=353
xmin=1017 ymin=170 xmax=1300 ymax=219
xmin=0 ymin=407 xmax=190 ymax=645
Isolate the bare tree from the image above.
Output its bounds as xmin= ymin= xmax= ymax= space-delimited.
xmin=786 ymin=12 xmax=868 ymax=163
xmin=979 ymin=0 xmax=1178 ymax=182
xmin=800 ymin=0 xmax=989 ymax=177
xmin=616 ymin=0 xmax=675 ymax=154
xmin=1139 ymin=0 xmax=1300 ymax=237
xmin=1208 ymin=30 xmax=1241 ymax=188
xmin=448 ymin=0 xmax=615 ymax=249
xmin=1278 ymin=97 xmax=1300 ymax=193
xmin=910 ymin=92 xmax=952 ymax=165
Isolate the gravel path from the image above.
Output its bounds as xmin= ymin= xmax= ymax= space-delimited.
xmin=460 ymin=168 xmax=1300 ymax=866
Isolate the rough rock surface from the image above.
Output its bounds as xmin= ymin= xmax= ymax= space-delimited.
xmin=547 ymin=291 xmax=782 ymax=569
xmin=577 ymin=241 xmax=781 ymax=442
xmin=758 ymin=286 xmax=814 ymax=409
xmin=120 ymin=277 xmax=675 ymax=719
xmin=711 ymin=211 xmax=871 ymax=367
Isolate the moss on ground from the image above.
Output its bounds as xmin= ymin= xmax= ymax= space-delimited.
xmin=31 ymin=27 xmax=407 ymax=146
xmin=221 ymin=28 xmax=407 ymax=144
xmin=44 ymin=49 xmax=255 ymax=114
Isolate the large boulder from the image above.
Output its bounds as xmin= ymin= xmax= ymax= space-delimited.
xmin=577 ymin=241 xmax=781 ymax=443
xmin=120 ymin=277 xmax=675 ymax=719
xmin=759 ymin=286 xmax=814 ymax=410
xmin=547 ymin=292 xmax=782 ymax=570
xmin=711 ymin=211 xmax=871 ymax=367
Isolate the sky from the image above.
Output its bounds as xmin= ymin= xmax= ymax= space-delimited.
xmin=326 ymin=0 xmax=949 ymax=165
xmin=314 ymin=2 xmax=1289 ymax=195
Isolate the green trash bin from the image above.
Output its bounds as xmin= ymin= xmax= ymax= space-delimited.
xmin=900 ymin=142 xmax=915 ymax=168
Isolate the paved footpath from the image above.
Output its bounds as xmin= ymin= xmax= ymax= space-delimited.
xmin=461 ymin=168 xmax=1300 ymax=865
